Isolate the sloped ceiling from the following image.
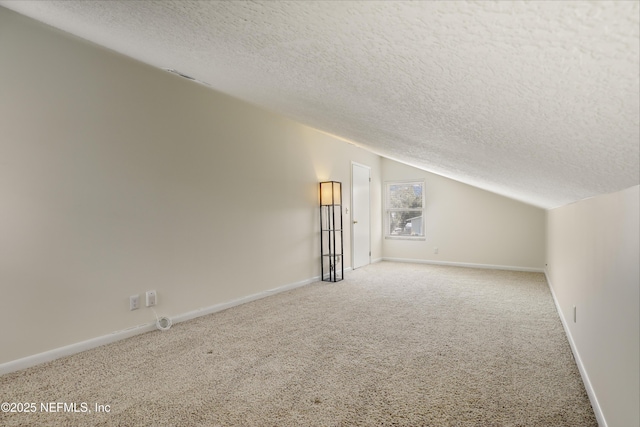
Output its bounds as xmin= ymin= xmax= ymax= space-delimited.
xmin=1 ymin=1 xmax=638 ymax=209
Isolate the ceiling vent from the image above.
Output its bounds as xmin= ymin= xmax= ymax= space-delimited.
xmin=164 ymin=68 xmax=210 ymax=87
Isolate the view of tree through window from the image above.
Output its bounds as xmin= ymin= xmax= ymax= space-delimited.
xmin=386 ymin=182 xmax=424 ymax=237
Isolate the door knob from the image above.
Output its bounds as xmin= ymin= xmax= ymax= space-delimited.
xmin=353 ymin=220 xmax=358 ymax=224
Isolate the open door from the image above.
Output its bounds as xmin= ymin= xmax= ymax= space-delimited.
xmin=351 ymin=162 xmax=371 ymax=269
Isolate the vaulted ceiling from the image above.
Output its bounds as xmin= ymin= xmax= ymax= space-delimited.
xmin=1 ymin=1 xmax=638 ymax=209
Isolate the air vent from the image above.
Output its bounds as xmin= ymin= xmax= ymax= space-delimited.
xmin=164 ymin=68 xmax=210 ymax=86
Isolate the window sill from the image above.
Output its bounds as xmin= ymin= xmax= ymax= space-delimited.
xmin=385 ymin=236 xmax=426 ymax=241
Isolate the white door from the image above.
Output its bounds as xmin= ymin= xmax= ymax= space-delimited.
xmin=351 ymin=162 xmax=370 ymax=269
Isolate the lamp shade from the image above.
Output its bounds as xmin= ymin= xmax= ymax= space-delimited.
xmin=320 ymin=181 xmax=341 ymax=205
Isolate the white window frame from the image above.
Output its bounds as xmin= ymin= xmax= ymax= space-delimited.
xmin=384 ymin=180 xmax=426 ymax=240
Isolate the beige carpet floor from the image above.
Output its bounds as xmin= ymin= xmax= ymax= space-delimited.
xmin=0 ymin=262 xmax=596 ymax=426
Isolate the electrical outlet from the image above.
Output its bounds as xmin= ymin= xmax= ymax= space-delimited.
xmin=434 ymin=247 xmax=439 ymax=254
xmin=146 ymin=290 xmax=157 ymax=307
xmin=130 ymin=295 xmax=140 ymax=311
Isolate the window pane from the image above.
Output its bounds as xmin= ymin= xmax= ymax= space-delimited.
xmin=388 ymin=211 xmax=423 ymax=236
xmin=388 ymin=183 xmax=423 ymax=209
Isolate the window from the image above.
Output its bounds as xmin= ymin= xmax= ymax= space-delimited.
xmin=385 ymin=180 xmax=425 ymax=238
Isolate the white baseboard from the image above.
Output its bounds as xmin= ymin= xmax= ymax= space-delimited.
xmin=544 ymin=270 xmax=607 ymax=427
xmin=0 ymin=273 xmax=328 ymax=376
xmin=381 ymin=257 xmax=544 ymax=273
xmin=172 ymin=274 xmax=324 ymax=325
xmin=0 ymin=323 xmax=157 ymax=376
xmin=320 ymin=266 xmax=353 ymax=283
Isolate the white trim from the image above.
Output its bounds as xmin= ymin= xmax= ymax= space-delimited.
xmin=350 ymin=160 xmax=371 ymax=170
xmin=384 ymin=236 xmax=426 ymax=241
xmin=371 ymin=257 xmax=383 ymax=264
xmin=544 ymin=270 xmax=607 ymax=427
xmin=351 ymin=161 xmax=371 ymax=269
xmin=170 ymin=274 xmax=326 ymax=325
xmin=321 ymin=266 xmax=352 ymax=282
xmin=0 ymin=273 xmax=330 ymax=376
xmin=384 ymin=179 xmax=426 ymax=239
xmin=381 ymin=257 xmax=544 ymax=273
xmin=0 ymin=323 xmax=157 ymax=376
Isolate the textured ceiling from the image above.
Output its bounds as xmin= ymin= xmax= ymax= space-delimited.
xmin=1 ymin=1 xmax=638 ymax=208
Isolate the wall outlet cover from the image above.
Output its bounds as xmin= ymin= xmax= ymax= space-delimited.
xmin=146 ymin=290 xmax=157 ymax=307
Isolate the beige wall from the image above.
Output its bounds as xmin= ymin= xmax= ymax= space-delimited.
xmin=382 ymin=159 xmax=546 ymax=270
xmin=0 ymin=8 xmax=381 ymax=364
xmin=546 ymin=185 xmax=639 ymax=427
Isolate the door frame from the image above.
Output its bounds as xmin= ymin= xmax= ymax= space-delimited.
xmin=351 ymin=161 xmax=371 ymax=269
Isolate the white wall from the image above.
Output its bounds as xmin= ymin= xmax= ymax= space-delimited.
xmin=0 ymin=7 xmax=382 ymax=365
xmin=382 ymin=159 xmax=546 ymax=270
xmin=546 ymin=185 xmax=639 ymax=427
